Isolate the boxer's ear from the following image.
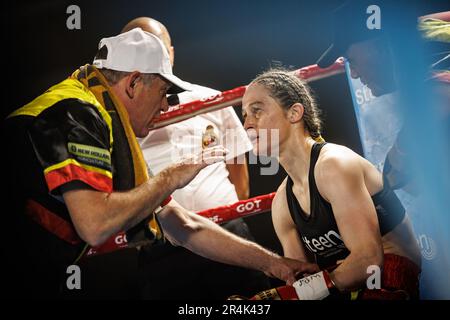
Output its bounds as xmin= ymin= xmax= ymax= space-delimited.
xmin=288 ymin=103 xmax=304 ymax=123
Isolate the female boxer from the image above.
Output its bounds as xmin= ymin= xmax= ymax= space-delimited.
xmin=241 ymin=69 xmax=421 ymax=300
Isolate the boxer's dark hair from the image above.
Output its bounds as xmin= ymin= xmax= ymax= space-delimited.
xmin=252 ymin=69 xmax=322 ymax=139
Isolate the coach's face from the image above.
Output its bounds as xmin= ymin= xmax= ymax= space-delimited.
xmin=123 ymin=73 xmax=171 ymax=138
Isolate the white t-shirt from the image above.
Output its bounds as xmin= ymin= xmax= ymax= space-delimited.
xmin=139 ymin=84 xmax=253 ymax=211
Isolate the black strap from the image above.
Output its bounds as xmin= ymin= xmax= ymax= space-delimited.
xmin=286 ymin=142 xmax=327 ymax=222
xmin=308 ymin=142 xmax=326 ymax=202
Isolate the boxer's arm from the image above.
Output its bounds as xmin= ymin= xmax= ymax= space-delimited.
xmin=226 ymin=158 xmax=249 ymax=200
xmin=316 ymin=154 xmax=383 ymax=292
xmin=158 ymin=199 xmax=317 ymax=284
xmin=272 ymin=180 xmax=316 ymax=264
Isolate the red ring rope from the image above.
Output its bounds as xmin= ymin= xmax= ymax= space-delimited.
xmin=150 ymin=58 xmax=345 ymax=130
xmin=85 ymin=192 xmax=276 ymax=257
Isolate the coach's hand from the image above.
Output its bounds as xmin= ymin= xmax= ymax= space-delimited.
xmin=163 ymin=145 xmax=228 ymax=190
xmin=265 ymin=256 xmax=320 ymax=286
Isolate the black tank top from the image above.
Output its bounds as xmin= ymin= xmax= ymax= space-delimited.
xmin=286 ymin=143 xmax=405 ymax=269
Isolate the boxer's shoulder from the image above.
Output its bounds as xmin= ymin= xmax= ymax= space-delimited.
xmin=315 ymin=144 xmax=365 ymax=196
xmin=316 ymin=144 xmax=362 ymax=175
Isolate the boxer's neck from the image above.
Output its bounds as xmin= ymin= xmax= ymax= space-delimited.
xmin=279 ymin=133 xmax=316 ymax=185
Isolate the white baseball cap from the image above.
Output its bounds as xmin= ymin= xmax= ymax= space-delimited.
xmin=93 ymin=28 xmax=192 ymax=94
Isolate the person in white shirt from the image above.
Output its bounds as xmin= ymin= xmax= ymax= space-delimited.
xmin=140 ymin=83 xmax=252 ymax=210
xmin=122 ymin=17 xmax=270 ymax=299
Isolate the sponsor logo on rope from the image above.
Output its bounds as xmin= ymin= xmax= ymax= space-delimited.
xmin=236 ymin=199 xmax=262 ymax=213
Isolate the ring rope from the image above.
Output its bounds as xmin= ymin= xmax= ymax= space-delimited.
xmin=85 ymin=192 xmax=276 ymax=257
xmin=150 ymin=58 xmax=344 ymax=130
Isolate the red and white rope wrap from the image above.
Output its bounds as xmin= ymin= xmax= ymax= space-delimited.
xmin=85 ymin=192 xmax=276 ymax=257
xmin=196 ymin=192 xmax=275 ymax=223
xmin=150 ymin=58 xmax=345 ymax=130
xmin=152 ymin=86 xmax=247 ymax=130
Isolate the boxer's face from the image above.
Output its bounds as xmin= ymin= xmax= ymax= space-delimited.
xmin=242 ymin=83 xmax=290 ymax=156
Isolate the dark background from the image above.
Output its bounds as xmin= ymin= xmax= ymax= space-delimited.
xmin=3 ymin=0 xmax=447 ymax=299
